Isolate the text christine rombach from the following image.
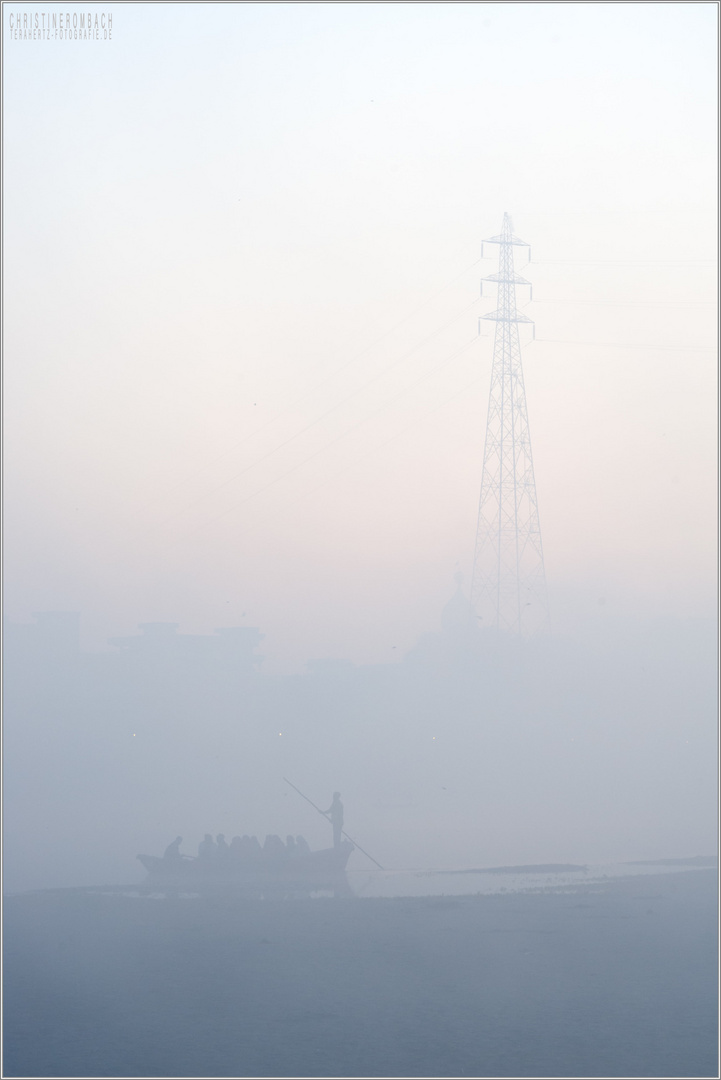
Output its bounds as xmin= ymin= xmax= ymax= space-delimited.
xmin=7 ymin=11 xmax=113 ymax=41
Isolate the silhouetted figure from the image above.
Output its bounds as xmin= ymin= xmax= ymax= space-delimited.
xmin=263 ymin=834 xmax=288 ymax=863
xmin=164 ymin=836 xmax=183 ymax=860
xmin=216 ymin=834 xmax=229 ymax=858
xmin=323 ymin=792 xmax=344 ymax=850
xmin=198 ymin=833 xmax=215 ymax=859
xmin=286 ymin=835 xmax=298 ymax=859
xmin=235 ymin=835 xmax=252 ymax=858
xmin=296 ymin=834 xmax=311 ymax=856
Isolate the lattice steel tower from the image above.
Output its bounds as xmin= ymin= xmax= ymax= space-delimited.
xmin=470 ymin=213 xmax=549 ymax=636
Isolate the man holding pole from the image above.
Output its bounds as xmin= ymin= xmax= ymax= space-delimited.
xmin=283 ymin=778 xmax=384 ymax=870
xmin=322 ymin=792 xmax=344 ymax=850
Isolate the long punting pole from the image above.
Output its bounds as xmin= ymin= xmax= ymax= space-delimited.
xmin=283 ymin=777 xmax=385 ymax=870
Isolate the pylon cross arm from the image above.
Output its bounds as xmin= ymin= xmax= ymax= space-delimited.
xmin=482 ymin=273 xmax=530 ymax=285
xmin=481 ymin=311 xmax=534 ymax=324
xmin=483 ymin=234 xmax=529 ymax=247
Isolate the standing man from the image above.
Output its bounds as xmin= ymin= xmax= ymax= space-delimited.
xmin=323 ymin=792 xmax=344 ymax=850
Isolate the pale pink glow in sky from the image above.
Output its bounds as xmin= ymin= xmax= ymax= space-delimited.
xmin=4 ymin=2 xmax=716 ymax=671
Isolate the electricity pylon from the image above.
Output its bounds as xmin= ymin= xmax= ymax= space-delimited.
xmin=470 ymin=213 xmax=549 ymax=636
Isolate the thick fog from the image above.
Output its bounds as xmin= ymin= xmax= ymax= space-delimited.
xmin=3 ymin=9 xmax=718 ymax=1080
xmin=3 ymin=4 xmax=717 ymax=896
xmin=4 ymin=603 xmax=717 ymax=893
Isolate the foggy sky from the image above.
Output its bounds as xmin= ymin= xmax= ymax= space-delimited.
xmin=4 ymin=2 xmax=717 ymax=672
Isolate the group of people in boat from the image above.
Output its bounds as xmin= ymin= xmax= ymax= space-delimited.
xmin=163 ymin=832 xmax=314 ymax=866
xmin=160 ymin=792 xmax=345 ymax=869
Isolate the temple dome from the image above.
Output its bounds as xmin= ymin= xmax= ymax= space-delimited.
xmin=441 ymin=572 xmax=476 ymax=635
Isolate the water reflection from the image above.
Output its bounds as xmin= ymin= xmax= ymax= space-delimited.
xmin=347 ymin=857 xmax=716 ymax=899
xmin=107 ymin=856 xmax=716 ymax=902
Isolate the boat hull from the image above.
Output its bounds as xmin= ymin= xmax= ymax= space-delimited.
xmin=137 ymin=840 xmax=354 ymax=889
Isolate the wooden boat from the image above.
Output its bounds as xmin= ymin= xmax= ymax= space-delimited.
xmin=137 ymin=839 xmax=354 ymax=887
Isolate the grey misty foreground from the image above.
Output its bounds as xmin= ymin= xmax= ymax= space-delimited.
xmin=3 ymin=869 xmax=717 ymax=1078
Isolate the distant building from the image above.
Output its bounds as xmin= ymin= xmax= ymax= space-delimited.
xmin=404 ymin=573 xmax=482 ymax=675
xmin=440 ymin=572 xmax=478 ymax=638
xmin=4 ymin=610 xmax=80 ymax=662
xmin=305 ymin=658 xmax=355 ymax=679
xmin=4 ymin=613 xmax=265 ymax=719
xmin=108 ymin=622 xmax=264 ymax=676
xmin=3 ymin=611 xmax=81 ymax=704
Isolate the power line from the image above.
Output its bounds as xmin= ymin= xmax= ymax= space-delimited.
xmin=247 ymin=371 xmax=488 ymax=522
xmin=532 ymin=259 xmax=715 ymax=266
xmin=147 ymin=301 xmax=481 ymax=531
xmin=534 ymin=338 xmax=715 ymax=352
xmin=134 ymin=255 xmax=485 ymax=517
xmin=179 ymin=335 xmax=481 ymax=537
xmin=533 ymin=298 xmax=716 ymax=307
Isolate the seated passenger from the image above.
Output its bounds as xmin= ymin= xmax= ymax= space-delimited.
xmin=238 ymin=835 xmax=256 ymax=859
xmin=286 ymin=835 xmax=298 ymax=858
xmin=295 ymin=835 xmax=311 ymax=856
xmin=263 ymin=834 xmax=288 ymax=863
xmin=198 ymin=833 xmax=215 ymax=859
xmin=164 ymin=836 xmax=183 ymax=860
xmin=216 ymin=834 xmax=229 ymax=857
